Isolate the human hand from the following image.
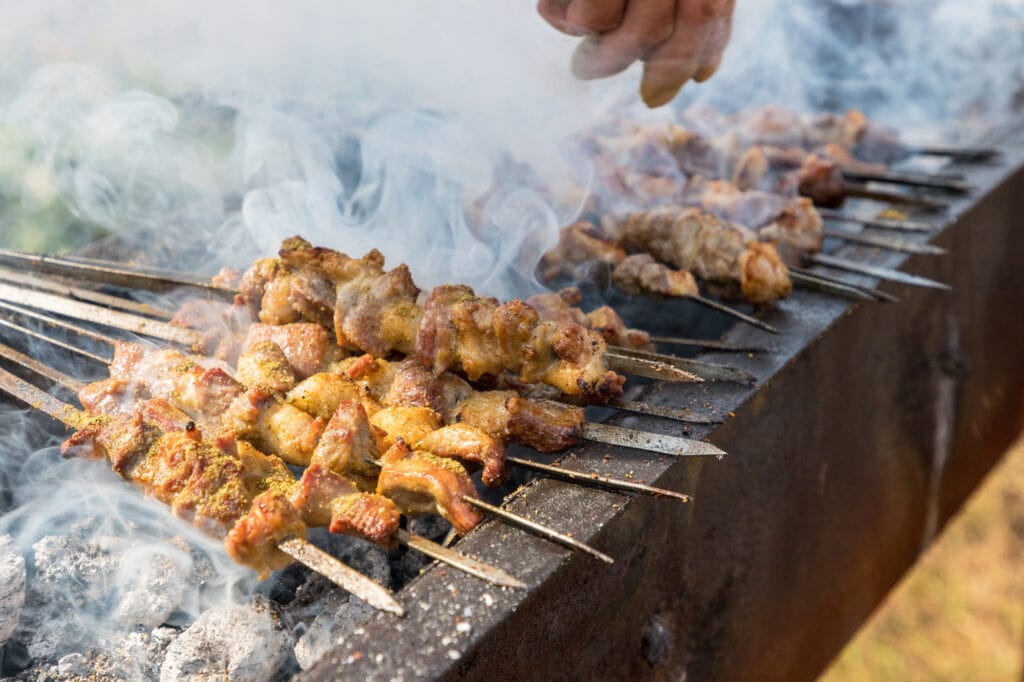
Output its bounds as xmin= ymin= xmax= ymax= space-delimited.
xmin=537 ymin=0 xmax=736 ymax=107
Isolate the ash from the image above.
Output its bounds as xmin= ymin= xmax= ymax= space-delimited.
xmin=0 ymin=518 xmax=451 ymax=679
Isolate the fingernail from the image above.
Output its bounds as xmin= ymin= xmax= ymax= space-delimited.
xmin=570 ymin=36 xmax=604 ymax=79
xmin=640 ymin=78 xmax=686 ymax=108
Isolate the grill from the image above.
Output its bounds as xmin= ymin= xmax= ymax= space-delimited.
xmin=0 ymin=128 xmax=1021 ymax=681
xmin=303 ymin=136 xmax=1024 ymax=680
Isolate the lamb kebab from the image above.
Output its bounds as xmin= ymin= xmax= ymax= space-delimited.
xmin=0 ymin=363 xmax=407 ymax=614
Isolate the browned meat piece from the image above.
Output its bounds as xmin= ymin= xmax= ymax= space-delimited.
xmin=286 ymin=372 xmax=373 ymax=420
xmin=416 ymin=423 xmax=510 ymax=488
xmin=585 ymin=306 xmax=653 ymax=351
xmin=803 ymin=110 xmax=868 ymax=149
xmin=612 ymin=253 xmax=699 ymax=299
xmin=171 ymin=299 xmax=253 ymax=360
xmin=335 ymin=263 xmax=420 ymax=357
xmin=290 ymin=464 xmax=399 ymax=546
xmin=222 ymin=388 xmax=325 ymax=466
xmin=369 ymin=406 xmax=441 ymax=451
xmin=108 ymin=342 xmax=242 ymax=420
xmin=817 ymin=143 xmax=888 ymax=175
xmin=538 ymin=222 xmax=626 ymax=282
xmin=506 ymin=395 xmax=584 ymax=453
xmin=211 ymin=267 xmax=243 ymax=290
xmin=614 ymin=206 xmax=792 ymax=304
xmin=309 ymin=400 xmax=384 ymax=492
xmin=528 ymin=288 xmax=653 ymax=351
xmin=453 ymin=390 xmax=514 ymax=441
xmin=793 ymin=154 xmax=846 ymax=208
xmin=242 ymin=323 xmax=342 ymax=380
xmin=225 ymin=490 xmax=305 ymax=578
xmin=377 ymin=441 xmax=483 ymax=536
xmin=384 ymin=358 xmax=473 ymax=424
xmin=757 ymin=197 xmax=824 ymax=266
xmin=731 ymin=145 xmax=770 ymax=191
xmin=527 ymin=289 xmax=587 ymax=328
xmin=236 ymin=341 xmax=296 ymax=393
xmin=78 ymin=377 xmax=141 ymax=416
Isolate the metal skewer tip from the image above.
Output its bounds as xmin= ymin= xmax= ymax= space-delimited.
xmin=508 ymin=455 xmax=690 ymax=503
xmin=581 ymin=422 xmax=725 ymax=457
xmin=788 ymin=269 xmax=887 ymax=302
xmin=463 ymin=496 xmax=614 ymax=564
xmin=841 ymin=170 xmax=972 ymax=194
xmin=396 ymin=529 xmax=527 ymax=590
xmin=277 ymin=537 xmax=405 ymax=616
xmin=608 ymin=347 xmax=755 ymax=385
xmin=844 ymin=183 xmax=947 ymax=212
xmin=818 ymin=209 xmax=935 ymax=233
xmin=809 ymin=254 xmax=951 ymax=291
xmin=822 ymin=229 xmax=947 ymax=256
xmin=605 ymin=352 xmax=703 ymax=383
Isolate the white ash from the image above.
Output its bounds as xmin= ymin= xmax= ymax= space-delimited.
xmin=12 ymin=626 xmax=178 ymax=682
xmin=114 ymin=553 xmax=189 ymax=629
xmin=292 ymin=590 xmax=376 ymax=671
xmin=0 ymin=534 xmax=26 ymax=646
xmin=159 ymin=595 xmax=289 ymax=682
xmin=10 ymin=517 xmax=210 ymax=666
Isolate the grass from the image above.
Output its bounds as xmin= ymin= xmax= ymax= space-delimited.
xmin=822 ymin=431 xmax=1024 ymax=680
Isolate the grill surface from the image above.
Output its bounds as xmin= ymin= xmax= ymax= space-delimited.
xmin=303 ymin=134 xmax=1024 ymax=681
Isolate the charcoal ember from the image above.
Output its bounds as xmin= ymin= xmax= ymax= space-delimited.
xmin=408 ymin=515 xmax=452 ymax=542
xmin=314 ymin=531 xmax=394 ymax=588
xmin=159 ymin=595 xmax=289 ymax=682
xmin=0 ymin=535 xmax=27 ymax=645
xmin=293 ymin=593 xmax=376 ymax=671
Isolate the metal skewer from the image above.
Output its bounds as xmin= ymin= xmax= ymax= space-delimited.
xmin=0 ymin=269 xmax=174 ymax=320
xmin=808 ymin=254 xmax=951 ymax=291
xmin=0 ymin=282 xmax=201 ymax=347
xmin=841 ymin=170 xmax=972 ymax=194
xmin=648 ymin=336 xmax=772 ymax=353
xmin=844 ymin=183 xmax=947 ymax=212
xmin=790 ymin=266 xmax=900 ymax=302
xmin=606 ymin=398 xmax=722 ymax=425
xmin=818 ymin=209 xmax=935 ymax=233
xmin=462 ymin=496 xmax=614 ymax=564
xmin=507 ymin=456 xmax=690 ymax=502
xmin=902 ymin=145 xmax=999 ymax=163
xmin=0 ymin=279 xmax=708 ymax=387
xmin=787 ymin=270 xmax=880 ymax=302
xmin=0 ymin=334 xmax=527 ymax=590
xmin=822 ymin=229 xmax=947 ymax=256
xmin=0 ymin=364 xmax=406 ymax=616
xmin=1 ymin=307 xmax=723 ymax=460
xmin=605 ymin=348 xmax=754 ymax=385
xmin=683 ymin=295 xmax=779 ymax=334
xmin=0 ymin=249 xmax=234 ymax=299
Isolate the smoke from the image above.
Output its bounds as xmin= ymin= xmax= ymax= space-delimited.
xmin=677 ymin=0 xmax=1024 ymax=138
xmin=0 ymin=0 xmax=1021 ymax=671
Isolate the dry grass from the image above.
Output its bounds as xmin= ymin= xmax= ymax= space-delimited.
xmin=822 ymin=433 xmax=1024 ymax=681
